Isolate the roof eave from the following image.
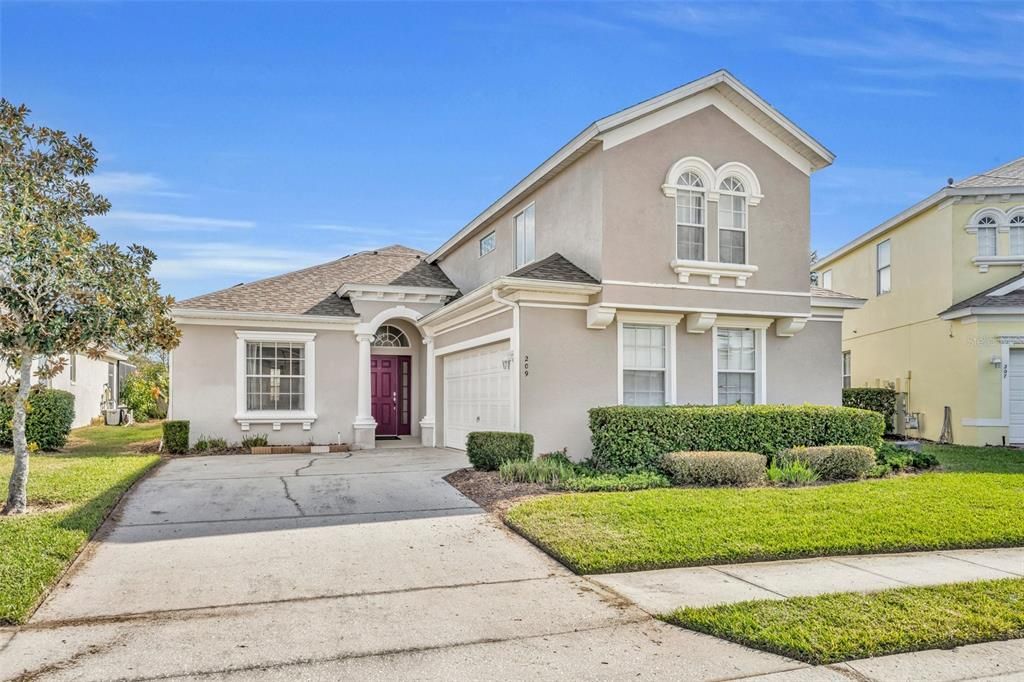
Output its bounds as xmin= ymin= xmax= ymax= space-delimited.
xmin=811 ymin=296 xmax=866 ymax=309
xmin=172 ymin=308 xmax=361 ymax=326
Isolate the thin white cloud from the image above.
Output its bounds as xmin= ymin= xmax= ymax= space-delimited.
xmin=89 ymin=172 xmax=188 ymax=198
xmin=95 ymin=211 xmax=255 ymax=231
xmin=842 ymin=85 xmax=936 ymax=97
xmin=151 ymin=242 xmax=328 ymax=282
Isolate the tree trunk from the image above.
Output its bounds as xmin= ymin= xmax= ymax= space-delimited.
xmin=2 ymin=355 xmax=33 ymax=515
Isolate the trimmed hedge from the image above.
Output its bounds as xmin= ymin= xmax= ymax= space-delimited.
xmin=163 ymin=420 xmax=190 ymax=454
xmin=589 ymin=404 xmax=884 ymax=472
xmin=777 ymin=445 xmax=876 ymax=481
xmin=661 ymin=451 xmax=767 ymax=487
xmin=842 ymin=387 xmax=896 ymax=433
xmin=466 ymin=431 xmax=534 ymax=471
xmin=0 ymin=386 xmax=75 ymax=451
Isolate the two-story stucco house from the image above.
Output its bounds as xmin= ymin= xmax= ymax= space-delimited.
xmin=813 ymin=156 xmax=1024 ymax=446
xmin=170 ymin=70 xmax=862 ymax=457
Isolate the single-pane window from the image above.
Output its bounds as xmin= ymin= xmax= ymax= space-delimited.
xmin=514 ymin=205 xmax=535 ymax=268
xmin=822 ymin=270 xmax=833 ymax=290
xmin=876 ymin=240 xmax=892 ymax=295
xmin=842 ymin=351 xmax=851 ymax=389
xmin=622 ymin=324 xmax=667 ymax=406
xmin=245 ymin=341 xmax=306 ymax=411
xmin=720 ymin=228 xmax=746 ymax=265
xmin=717 ymin=329 xmax=756 ymax=405
xmin=479 ymin=231 xmax=496 ymax=257
xmin=1011 ymin=216 xmax=1024 ymax=256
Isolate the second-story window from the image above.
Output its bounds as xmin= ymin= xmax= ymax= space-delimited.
xmin=1011 ymin=215 xmax=1024 ymax=256
xmin=821 ymin=269 xmax=833 ymax=290
xmin=479 ymin=231 xmax=496 ymax=257
xmin=876 ymin=239 xmax=892 ymax=295
xmin=718 ymin=176 xmax=747 ymax=264
xmin=675 ymin=171 xmax=706 ymax=261
xmin=977 ymin=215 xmax=998 ymax=257
xmin=514 ymin=204 xmax=535 ymax=268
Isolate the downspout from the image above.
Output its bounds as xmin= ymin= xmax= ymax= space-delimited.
xmin=492 ymin=289 xmax=521 ymax=432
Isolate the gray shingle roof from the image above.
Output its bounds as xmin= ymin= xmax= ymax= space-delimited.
xmin=177 ymin=245 xmax=457 ymax=317
xmin=507 ymin=253 xmax=599 ymax=284
xmin=953 ymin=156 xmax=1024 ymax=189
xmin=810 ymin=286 xmax=861 ymax=300
xmin=940 ymin=271 xmax=1024 ymax=316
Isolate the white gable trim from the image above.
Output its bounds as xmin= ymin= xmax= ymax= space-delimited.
xmin=989 ymin=277 xmax=1024 ymax=297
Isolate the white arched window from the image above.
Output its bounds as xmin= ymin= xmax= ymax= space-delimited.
xmin=718 ymin=176 xmax=748 ymax=264
xmin=1011 ymin=214 xmax=1024 ymax=256
xmin=372 ymin=325 xmax=409 ymax=348
xmin=675 ymin=171 xmax=706 ymax=261
xmin=975 ymin=215 xmax=998 ymax=257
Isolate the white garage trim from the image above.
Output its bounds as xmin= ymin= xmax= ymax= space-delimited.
xmin=434 ymin=329 xmax=513 ymax=357
xmin=443 ymin=341 xmax=515 ymax=450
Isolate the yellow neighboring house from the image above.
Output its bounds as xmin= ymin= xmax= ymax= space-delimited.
xmin=814 ymin=156 xmax=1024 ymax=446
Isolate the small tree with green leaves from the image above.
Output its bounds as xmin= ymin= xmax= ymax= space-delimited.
xmin=0 ymin=100 xmax=180 ymax=514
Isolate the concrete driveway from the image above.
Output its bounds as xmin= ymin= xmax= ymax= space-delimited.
xmin=0 ymin=448 xmax=802 ymax=681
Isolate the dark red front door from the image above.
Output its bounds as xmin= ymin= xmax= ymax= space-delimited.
xmin=371 ymin=355 xmax=411 ymax=436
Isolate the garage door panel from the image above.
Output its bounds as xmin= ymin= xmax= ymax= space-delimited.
xmin=444 ymin=342 xmax=513 ymax=450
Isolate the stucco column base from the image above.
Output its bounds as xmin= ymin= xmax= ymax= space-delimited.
xmin=352 ymin=421 xmax=376 ymax=450
xmin=419 ymin=419 xmax=435 ymax=448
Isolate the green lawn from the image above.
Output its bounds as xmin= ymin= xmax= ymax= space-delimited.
xmin=0 ymin=424 xmax=160 ymax=624
xmin=505 ymin=443 xmax=1024 ymax=574
xmin=664 ymin=578 xmax=1024 ymax=664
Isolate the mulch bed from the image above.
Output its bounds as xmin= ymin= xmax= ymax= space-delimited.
xmin=444 ymin=468 xmax=557 ymax=514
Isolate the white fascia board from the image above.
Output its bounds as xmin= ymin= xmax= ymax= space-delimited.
xmin=810 ymin=296 xmax=866 ymax=309
xmin=988 ymin=278 xmax=1024 ymax=297
xmin=418 ymin=277 xmax=601 ymax=328
xmin=336 ymin=283 xmax=459 ymax=298
xmin=428 ymin=69 xmax=834 ymax=263
xmin=815 ymin=185 xmax=1024 ymax=269
xmin=172 ymin=308 xmax=359 ymax=330
xmin=940 ymin=306 xmax=1024 ymax=320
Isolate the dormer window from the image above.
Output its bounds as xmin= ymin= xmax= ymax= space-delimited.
xmin=675 ymin=171 xmax=706 ymax=261
xmin=977 ymin=215 xmax=998 ymax=257
xmin=718 ymin=176 xmax=748 ymax=264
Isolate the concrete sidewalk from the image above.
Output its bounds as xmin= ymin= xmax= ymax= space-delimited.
xmin=591 ymin=547 xmax=1024 ymax=613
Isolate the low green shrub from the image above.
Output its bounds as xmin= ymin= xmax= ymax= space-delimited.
xmin=499 ymin=458 xmax=576 ymax=486
xmin=876 ymin=442 xmax=914 ymax=471
xmin=466 ymin=431 xmax=533 ymax=471
xmin=241 ymin=433 xmax=269 ymax=448
xmin=777 ymin=445 xmax=876 ymax=481
xmin=589 ymin=405 xmax=884 ymax=472
xmin=559 ymin=471 xmax=669 ymax=492
xmin=767 ymin=460 xmax=820 ymax=486
xmin=661 ymin=451 xmax=767 ymax=487
xmin=0 ymin=386 xmax=75 ymax=451
xmin=911 ymin=449 xmax=939 ymax=469
xmin=119 ymin=373 xmax=157 ymax=421
xmin=842 ymin=387 xmax=896 ymax=432
xmin=162 ymin=420 xmax=189 ymax=454
xmin=866 ymin=463 xmax=892 ymax=478
xmin=193 ymin=436 xmax=228 ymax=453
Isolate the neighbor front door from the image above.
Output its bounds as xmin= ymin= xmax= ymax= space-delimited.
xmin=371 ymin=355 xmax=412 ymax=437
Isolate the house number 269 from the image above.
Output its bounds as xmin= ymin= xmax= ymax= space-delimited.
xmin=523 ymin=354 xmax=529 ymax=377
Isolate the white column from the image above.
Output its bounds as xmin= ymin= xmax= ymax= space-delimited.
xmin=353 ymin=332 xmax=376 ymax=449
xmin=419 ymin=336 xmax=436 ymax=447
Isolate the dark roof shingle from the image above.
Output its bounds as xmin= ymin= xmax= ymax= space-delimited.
xmin=940 ymin=271 xmax=1024 ymax=316
xmin=177 ymin=245 xmax=457 ymax=317
xmin=507 ymin=253 xmax=598 ymax=284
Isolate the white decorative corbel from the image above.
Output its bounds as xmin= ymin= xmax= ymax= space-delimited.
xmin=685 ymin=312 xmax=717 ymax=334
xmin=587 ymin=304 xmax=616 ymax=330
xmin=775 ymin=317 xmax=808 ymax=337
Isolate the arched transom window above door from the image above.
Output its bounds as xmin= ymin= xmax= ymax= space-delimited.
xmin=372 ymin=325 xmax=410 ymax=348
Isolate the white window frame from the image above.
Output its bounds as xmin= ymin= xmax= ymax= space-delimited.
xmin=1011 ymin=214 xmax=1024 ymax=257
xmin=711 ymin=322 xmax=768 ymax=405
xmin=876 ymin=239 xmax=892 ymax=295
xmin=235 ymin=330 xmax=317 ymax=430
xmin=68 ymin=353 xmax=77 ymax=385
xmin=842 ymin=350 xmax=851 ymax=389
xmin=616 ymin=312 xmax=681 ymax=405
xmin=821 ymin=269 xmax=833 ymax=290
xmin=674 ymin=171 xmax=707 ymax=262
xmin=513 ymin=203 xmax=535 ymax=269
xmin=479 ymin=230 xmax=496 ymax=258
xmin=717 ymin=176 xmax=749 ymax=265
xmin=976 ymin=216 xmax=998 ymax=257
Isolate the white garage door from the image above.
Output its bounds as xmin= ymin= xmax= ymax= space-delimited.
xmin=1009 ymin=349 xmax=1024 ymax=444
xmin=444 ymin=342 xmax=514 ymax=450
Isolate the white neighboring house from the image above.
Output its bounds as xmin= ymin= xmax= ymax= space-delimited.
xmin=2 ymin=350 xmax=132 ymax=429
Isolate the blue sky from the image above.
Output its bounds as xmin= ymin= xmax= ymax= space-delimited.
xmin=2 ymin=1 xmax=1022 ymax=299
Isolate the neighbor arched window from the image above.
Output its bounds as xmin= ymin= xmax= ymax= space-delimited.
xmin=976 ymin=215 xmax=998 ymax=257
xmin=372 ymin=325 xmax=409 ymax=347
xmin=675 ymin=171 xmax=706 ymax=261
xmin=718 ymin=176 xmax=748 ymax=264
xmin=1011 ymin=214 xmax=1024 ymax=256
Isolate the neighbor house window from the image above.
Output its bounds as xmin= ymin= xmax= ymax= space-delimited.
xmin=69 ymin=353 xmax=77 ymax=383
xmin=821 ymin=269 xmax=833 ymax=290
xmin=716 ymin=328 xmax=756 ymax=405
xmin=876 ymin=239 xmax=892 ymax=295
xmin=1011 ymin=215 xmax=1024 ymax=256
xmin=675 ymin=171 xmax=706 ymax=261
xmin=621 ymin=324 xmax=667 ymax=406
xmin=479 ymin=231 xmax=496 ymax=257
xmin=977 ymin=215 xmax=998 ymax=257
xmin=372 ymin=325 xmax=409 ymax=348
xmin=513 ymin=204 xmax=535 ymax=268
xmin=245 ymin=341 xmax=306 ymax=411
xmin=718 ymin=176 xmax=747 ymax=264
xmin=842 ymin=351 xmax=851 ymax=389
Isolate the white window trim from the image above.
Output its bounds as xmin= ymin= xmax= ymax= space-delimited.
xmin=717 ymin=178 xmax=750 ymax=265
xmin=616 ymin=312 xmax=681 ymax=405
xmin=670 ymin=259 xmax=758 ymax=287
xmin=876 ymin=239 xmax=892 ymax=296
xmin=513 ymin=202 xmax=536 ymax=269
xmin=68 ymin=353 xmax=77 ymax=385
xmin=674 ymin=180 xmax=708 ymax=262
xmin=479 ymin=230 xmax=496 ymax=258
xmin=842 ymin=350 xmax=851 ymax=389
xmin=968 ymin=207 xmax=1024 ymax=272
xmin=821 ymin=269 xmax=833 ymax=290
xmin=235 ymin=330 xmax=317 ymax=431
xmin=711 ymin=324 xmax=767 ymax=405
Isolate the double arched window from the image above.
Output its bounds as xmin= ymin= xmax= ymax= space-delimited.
xmin=967 ymin=208 xmax=1024 ymax=261
xmin=675 ymin=171 xmax=706 ymax=261
xmin=372 ymin=325 xmax=409 ymax=348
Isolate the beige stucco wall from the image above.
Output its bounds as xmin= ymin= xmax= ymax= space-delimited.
xmin=766 ymin=321 xmax=843 ymax=405
xmin=951 ymin=198 xmax=1024 ymax=302
xmin=432 ymin=309 xmax=512 ymax=349
xmin=437 ymin=147 xmax=603 ymax=292
xmin=171 ymin=324 xmax=360 ymax=446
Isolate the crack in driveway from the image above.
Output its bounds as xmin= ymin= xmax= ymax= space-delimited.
xmin=279 ymin=477 xmax=304 ymax=516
